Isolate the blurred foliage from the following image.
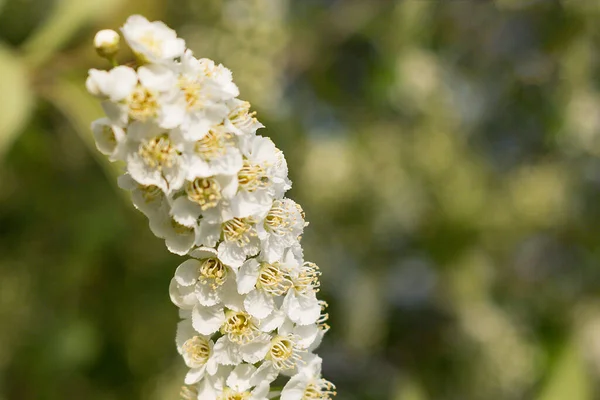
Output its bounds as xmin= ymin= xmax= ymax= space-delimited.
xmin=1 ymin=0 xmax=600 ymax=399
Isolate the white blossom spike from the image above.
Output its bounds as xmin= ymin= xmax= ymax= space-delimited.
xmin=87 ymin=15 xmax=334 ymax=399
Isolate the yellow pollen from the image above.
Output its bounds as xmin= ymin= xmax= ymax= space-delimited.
xmin=179 ymin=77 xmax=204 ymax=110
xmin=218 ymin=389 xmax=251 ymax=400
xmin=294 ymin=262 xmax=321 ymax=293
xmin=265 ymin=200 xmax=299 ymax=236
xmin=186 ymin=178 xmax=222 ymax=210
xmin=182 ymin=335 xmax=211 ymax=368
xmin=139 ymin=32 xmax=163 ymax=57
xmin=195 ymin=130 xmax=233 ymax=161
xmin=257 ymin=262 xmax=291 ymax=295
xmin=198 ymin=257 xmax=228 ymax=289
xmin=268 ymin=335 xmax=303 ymax=370
xmin=139 ymin=134 xmax=179 ymax=169
xmin=228 ymin=101 xmax=258 ymax=131
xmin=221 ymin=311 xmax=259 ymax=344
xmin=317 ymin=300 xmax=330 ymax=331
xmin=128 ymin=85 xmax=159 ymax=121
xmin=303 ymin=379 xmax=337 ymax=399
xmin=238 ymin=160 xmax=269 ymax=192
xmin=222 ymin=218 xmax=256 ymax=246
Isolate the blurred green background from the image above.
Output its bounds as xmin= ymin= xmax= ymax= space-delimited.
xmin=1 ymin=0 xmax=600 ymax=399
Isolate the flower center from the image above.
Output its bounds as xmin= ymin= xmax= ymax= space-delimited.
xmin=138 ymin=32 xmax=163 ymax=57
xmin=222 ymin=218 xmax=256 ymax=246
xmin=293 ymin=262 xmax=321 ymax=294
xmin=182 ymin=335 xmax=211 ymax=368
xmin=179 ymin=77 xmax=205 ymax=111
xmin=265 ymin=200 xmax=303 ymax=237
xmin=198 ymin=257 xmax=227 ymax=288
xmin=186 ymin=178 xmax=222 ymax=210
xmin=258 ymin=262 xmax=290 ymax=296
xmin=218 ymin=389 xmax=251 ymax=400
xmin=137 ymin=184 xmax=163 ymax=202
xmin=268 ymin=335 xmax=303 ymax=370
xmin=228 ymin=101 xmax=258 ymax=131
xmin=139 ymin=134 xmax=179 ymax=170
xmin=194 ymin=130 xmax=233 ymax=161
xmin=303 ymin=379 xmax=337 ymax=399
xmin=128 ymin=85 xmax=159 ymax=121
xmin=238 ymin=160 xmax=269 ymax=192
xmin=221 ymin=311 xmax=259 ymax=344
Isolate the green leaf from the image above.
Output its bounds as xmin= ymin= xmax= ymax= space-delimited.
xmin=0 ymin=43 xmax=33 ymax=159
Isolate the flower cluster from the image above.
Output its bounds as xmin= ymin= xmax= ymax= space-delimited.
xmin=87 ymin=15 xmax=335 ymax=400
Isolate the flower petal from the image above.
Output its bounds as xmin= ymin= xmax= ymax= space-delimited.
xmin=171 ymin=196 xmax=202 ymax=228
xmin=280 ymin=373 xmax=309 ymax=400
xmin=237 ymin=259 xmax=260 ymax=294
xmin=213 ymin=336 xmax=242 ymax=366
xmin=244 ymin=289 xmax=275 ymax=319
xmin=226 ymin=364 xmax=257 ymax=392
xmin=174 ymin=259 xmax=200 ymax=286
xmin=184 ymin=365 xmax=206 ymax=385
xmin=192 ymin=304 xmax=225 ymax=335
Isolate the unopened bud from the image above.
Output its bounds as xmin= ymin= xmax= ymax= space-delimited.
xmin=94 ymin=29 xmax=120 ymax=59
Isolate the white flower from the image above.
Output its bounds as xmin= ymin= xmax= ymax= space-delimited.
xmin=279 ymin=318 xmax=322 ymax=351
xmin=231 ymin=135 xmax=291 ymax=218
xmin=282 ymin=257 xmax=322 ymax=326
xmin=171 ymin=247 xmax=240 ymax=307
xmin=211 ymin=310 xmax=273 ymax=366
xmin=117 ymin=173 xmax=167 ymax=218
xmin=211 ymin=364 xmax=270 ymax=400
xmin=148 ymin=203 xmax=198 ymax=255
xmin=281 ymin=356 xmax=336 ymax=400
xmin=219 ymin=309 xmax=263 ymax=344
xmin=101 ymin=64 xmax=185 ymax=129
xmin=183 ymin=127 xmax=243 ymax=180
xmin=94 ymin=29 xmax=120 ymax=58
xmin=124 ymin=121 xmax=186 ymax=194
xmin=213 ymin=333 xmax=271 ymax=367
xmin=86 ymin=66 xmax=137 ymax=103
xmin=237 ymin=257 xmax=292 ymax=319
xmin=266 ymin=334 xmax=306 ymax=371
xmin=250 ymin=333 xmax=307 ymax=386
xmin=90 ymin=118 xmax=127 ymax=161
xmin=87 ymin=16 xmax=335 ymax=398
xmin=256 ymin=198 xmax=306 ymax=263
xmin=121 ymin=14 xmax=185 ymax=63
xmin=171 ymin=174 xmax=238 ymax=228
xmin=174 ymin=51 xmax=237 ymax=140
xmin=257 ymin=310 xmax=324 ymax=351
xmin=198 ymin=58 xmax=239 ymax=101
xmin=176 ymin=319 xmax=219 ymax=384
xmin=224 ymin=99 xmax=264 ymax=136
xmin=217 ymin=217 xmax=261 ymax=268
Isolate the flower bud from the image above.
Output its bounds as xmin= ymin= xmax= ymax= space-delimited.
xmin=94 ymin=29 xmax=120 ymax=59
